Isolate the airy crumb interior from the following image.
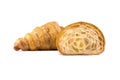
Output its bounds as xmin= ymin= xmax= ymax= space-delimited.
xmin=59 ymin=25 xmax=104 ymax=54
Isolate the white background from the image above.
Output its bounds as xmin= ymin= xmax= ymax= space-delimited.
xmin=0 ymin=0 xmax=120 ymax=80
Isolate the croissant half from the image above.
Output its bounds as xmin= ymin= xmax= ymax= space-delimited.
xmin=14 ymin=21 xmax=63 ymax=51
xmin=56 ymin=22 xmax=105 ymax=55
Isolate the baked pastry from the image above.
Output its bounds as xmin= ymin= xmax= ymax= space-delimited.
xmin=14 ymin=21 xmax=63 ymax=51
xmin=56 ymin=22 xmax=105 ymax=55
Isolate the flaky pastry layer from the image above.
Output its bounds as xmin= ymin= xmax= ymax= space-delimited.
xmin=56 ymin=22 xmax=105 ymax=55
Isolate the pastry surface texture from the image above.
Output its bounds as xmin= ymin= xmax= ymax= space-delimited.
xmin=14 ymin=21 xmax=63 ymax=51
xmin=56 ymin=22 xmax=105 ymax=55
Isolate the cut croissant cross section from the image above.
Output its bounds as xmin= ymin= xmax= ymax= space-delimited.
xmin=56 ymin=22 xmax=105 ymax=55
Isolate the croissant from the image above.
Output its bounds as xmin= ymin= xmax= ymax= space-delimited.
xmin=14 ymin=21 xmax=63 ymax=51
xmin=56 ymin=22 xmax=105 ymax=55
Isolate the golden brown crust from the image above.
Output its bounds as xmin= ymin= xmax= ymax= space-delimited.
xmin=14 ymin=38 xmax=29 ymax=51
xmin=14 ymin=21 xmax=63 ymax=51
xmin=56 ymin=22 xmax=105 ymax=55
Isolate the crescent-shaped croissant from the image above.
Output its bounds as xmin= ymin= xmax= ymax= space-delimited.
xmin=56 ymin=22 xmax=105 ymax=55
xmin=14 ymin=21 xmax=63 ymax=51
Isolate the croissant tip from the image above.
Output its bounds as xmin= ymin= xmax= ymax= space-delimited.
xmin=14 ymin=39 xmax=21 ymax=51
xmin=14 ymin=43 xmax=20 ymax=51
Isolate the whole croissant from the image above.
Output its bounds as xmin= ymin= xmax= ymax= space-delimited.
xmin=14 ymin=21 xmax=63 ymax=51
